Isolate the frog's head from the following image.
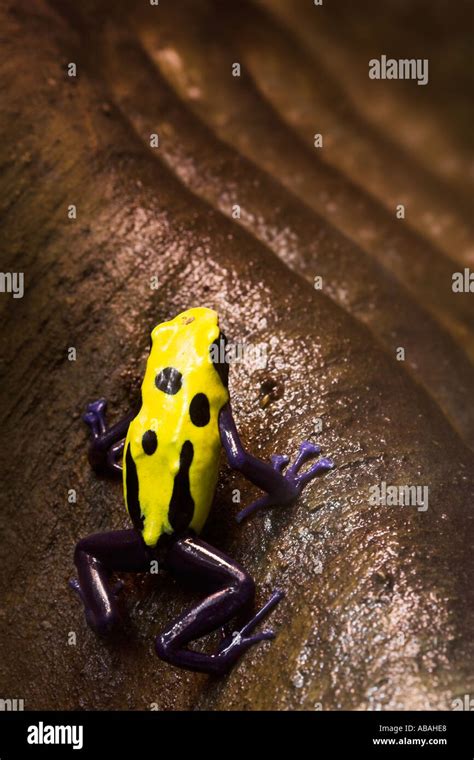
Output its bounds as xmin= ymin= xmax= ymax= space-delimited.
xmin=148 ymin=307 xmax=229 ymax=389
xmin=171 ymin=306 xmax=219 ymax=330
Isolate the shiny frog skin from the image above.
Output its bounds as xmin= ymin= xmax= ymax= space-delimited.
xmin=70 ymin=307 xmax=334 ymax=675
xmin=123 ymin=309 xmax=229 ymax=546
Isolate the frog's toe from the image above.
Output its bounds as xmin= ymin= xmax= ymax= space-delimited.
xmin=246 ymin=629 xmax=275 ymax=643
xmin=86 ymin=398 xmax=107 ymax=415
xmin=286 ymin=440 xmax=321 ymax=477
xmin=271 ymin=454 xmax=289 ymax=473
xmin=219 ymin=589 xmax=283 ymax=652
xmin=283 ymin=440 xmax=333 ymax=490
xmin=82 ymin=410 xmax=98 ymax=429
xmin=236 ymin=494 xmax=272 ymax=523
xmin=83 ymin=398 xmax=108 ymax=437
xmin=214 ymin=628 xmax=277 ymax=674
xmin=293 ymin=455 xmax=335 ymax=491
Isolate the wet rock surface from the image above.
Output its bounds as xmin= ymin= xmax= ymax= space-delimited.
xmin=0 ymin=0 xmax=473 ymax=710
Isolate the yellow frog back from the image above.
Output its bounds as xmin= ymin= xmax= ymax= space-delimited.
xmin=123 ymin=307 xmax=229 ymax=547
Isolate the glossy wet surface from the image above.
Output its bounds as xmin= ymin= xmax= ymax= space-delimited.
xmin=0 ymin=0 xmax=473 ymax=710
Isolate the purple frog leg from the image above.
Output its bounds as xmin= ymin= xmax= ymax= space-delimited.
xmin=70 ymin=529 xmax=150 ymax=635
xmin=155 ymin=534 xmax=284 ymax=675
xmin=82 ymin=398 xmax=137 ymax=476
xmin=71 ymin=529 xmax=283 ymax=674
xmin=218 ymin=403 xmax=334 ymax=522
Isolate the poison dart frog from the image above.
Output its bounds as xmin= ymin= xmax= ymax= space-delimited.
xmin=70 ymin=307 xmax=334 ymax=675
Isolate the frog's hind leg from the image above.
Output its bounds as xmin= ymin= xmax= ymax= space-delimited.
xmin=83 ymin=398 xmax=136 ymax=475
xmin=70 ymin=529 xmax=149 ymax=635
xmin=155 ymin=535 xmax=283 ymax=675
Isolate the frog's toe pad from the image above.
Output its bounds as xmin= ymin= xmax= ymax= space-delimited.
xmin=299 ymin=440 xmax=322 ymax=457
xmin=82 ymin=399 xmax=107 ymax=429
xmin=287 ymin=440 xmax=321 ymax=474
xmin=294 ymin=456 xmax=334 ymax=489
xmin=285 ymin=441 xmax=334 ymax=490
xmin=83 ymin=398 xmax=108 ymax=438
xmin=86 ymin=398 xmax=107 ymax=415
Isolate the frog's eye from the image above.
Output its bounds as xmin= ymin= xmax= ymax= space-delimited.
xmin=155 ymin=366 xmax=183 ymax=395
xmin=209 ymin=332 xmax=229 ymax=387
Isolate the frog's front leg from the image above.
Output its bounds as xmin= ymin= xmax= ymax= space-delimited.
xmin=155 ymin=535 xmax=283 ymax=675
xmin=218 ymin=403 xmax=334 ymax=523
xmin=83 ymin=398 xmax=136 ymax=476
xmin=70 ymin=529 xmax=150 ymax=635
